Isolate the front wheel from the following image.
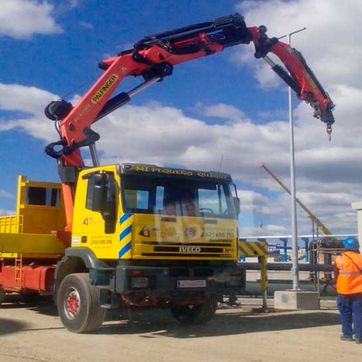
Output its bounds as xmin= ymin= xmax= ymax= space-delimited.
xmin=57 ymin=273 xmax=105 ymax=333
xmin=171 ymin=294 xmax=218 ymax=324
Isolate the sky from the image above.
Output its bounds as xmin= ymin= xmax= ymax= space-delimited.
xmin=0 ymin=0 xmax=361 ymax=238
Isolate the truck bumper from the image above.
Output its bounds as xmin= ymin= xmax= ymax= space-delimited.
xmin=114 ymin=263 xmax=244 ymax=295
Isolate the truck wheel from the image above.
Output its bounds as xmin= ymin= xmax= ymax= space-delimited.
xmin=0 ymin=288 xmax=6 ymax=305
xmin=171 ymin=294 xmax=218 ymax=324
xmin=57 ymin=273 xmax=105 ymax=333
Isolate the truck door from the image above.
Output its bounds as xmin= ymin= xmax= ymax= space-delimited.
xmin=72 ymin=169 xmax=119 ymax=259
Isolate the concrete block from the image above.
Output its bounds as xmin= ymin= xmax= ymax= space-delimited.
xmin=274 ymin=290 xmax=320 ymax=310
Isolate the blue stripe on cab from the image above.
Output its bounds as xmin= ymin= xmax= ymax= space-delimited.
xmin=119 ymin=225 xmax=132 ymax=241
xmin=119 ymin=213 xmax=132 ymax=224
xmin=119 ymin=242 xmax=131 ymax=258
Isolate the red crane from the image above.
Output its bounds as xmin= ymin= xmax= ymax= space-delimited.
xmin=44 ymin=13 xmax=335 ymax=232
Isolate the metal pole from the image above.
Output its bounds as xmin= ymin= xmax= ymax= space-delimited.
xmin=89 ymin=143 xmax=100 ymax=167
xmin=127 ymin=77 xmax=161 ymax=97
xmin=260 ymin=255 xmax=268 ymax=312
xmin=287 ymin=28 xmax=306 ymax=291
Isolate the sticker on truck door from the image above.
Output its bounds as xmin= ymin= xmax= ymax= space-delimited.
xmin=177 ymin=279 xmax=207 ymax=288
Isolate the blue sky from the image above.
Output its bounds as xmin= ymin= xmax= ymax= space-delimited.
xmin=0 ymin=0 xmax=361 ymax=236
xmin=0 ymin=1 xmax=271 ymax=105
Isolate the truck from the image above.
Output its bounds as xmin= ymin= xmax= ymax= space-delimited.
xmin=0 ymin=14 xmax=335 ymax=333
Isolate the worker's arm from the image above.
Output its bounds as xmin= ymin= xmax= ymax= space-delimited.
xmin=333 ymin=254 xmax=341 ymax=285
xmin=333 ymin=264 xmax=339 ymax=284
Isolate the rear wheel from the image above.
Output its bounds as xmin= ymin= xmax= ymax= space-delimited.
xmin=171 ymin=294 xmax=218 ymax=324
xmin=57 ymin=273 xmax=105 ymax=333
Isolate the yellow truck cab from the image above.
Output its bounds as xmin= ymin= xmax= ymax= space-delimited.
xmin=55 ymin=163 xmax=240 ymax=332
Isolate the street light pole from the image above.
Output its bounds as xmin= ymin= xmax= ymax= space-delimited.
xmin=280 ymin=27 xmax=306 ymax=291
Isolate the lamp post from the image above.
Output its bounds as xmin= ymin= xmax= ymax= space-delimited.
xmin=279 ymin=27 xmax=306 ymax=290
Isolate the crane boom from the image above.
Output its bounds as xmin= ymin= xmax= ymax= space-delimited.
xmin=45 ymin=14 xmax=335 ymax=168
xmin=43 ymin=13 xmax=335 ymax=231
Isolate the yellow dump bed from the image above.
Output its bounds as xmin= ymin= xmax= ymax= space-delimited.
xmin=0 ymin=215 xmax=18 ymax=233
xmin=0 ymin=176 xmax=66 ymax=258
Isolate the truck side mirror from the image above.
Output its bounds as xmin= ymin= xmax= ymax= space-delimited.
xmin=233 ymin=197 xmax=240 ymax=215
xmin=87 ymin=172 xmax=109 ymax=212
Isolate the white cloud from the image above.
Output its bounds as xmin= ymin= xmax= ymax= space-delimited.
xmin=68 ymin=0 xmax=81 ymax=8
xmin=1 ymin=88 xmax=359 ymax=235
xmin=238 ymin=189 xmax=285 ymax=216
xmin=1 ymin=0 xmax=361 ymax=237
xmin=0 ymin=0 xmax=62 ymax=39
xmin=195 ymin=102 xmax=246 ymax=123
xmin=234 ymin=0 xmax=362 ymax=90
xmin=79 ymin=21 xmax=94 ymax=30
xmin=0 ymin=83 xmax=58 ymax=141
xmin=0 ymin=208 xmax=15 ymax=216
xmin=239 ymin=224 xmax=288 ymax=237
xmin=0 ymin=190 xmax=14 ymax=199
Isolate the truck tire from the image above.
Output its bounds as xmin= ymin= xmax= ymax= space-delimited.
xmin=57 ymin=273 xmax=105 ymax=333
xmin=171 ymin=294 xmax=218 ymax=324
xmin=0 ymin=288 xmax=5 ymax=305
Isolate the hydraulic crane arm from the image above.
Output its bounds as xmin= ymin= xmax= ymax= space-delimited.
xmin=44 ymin=14 xmax=335 ymax=231
xmin=45 ymin=13 xmax=335 ymax=168
xmin=248 ymin=26 xmax=334 ymax=129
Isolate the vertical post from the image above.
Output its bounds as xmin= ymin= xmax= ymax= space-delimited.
xmin=288 ymin=52 xmax=299 ymax=289
xmin=259 ymin=255 xmax=268 ymax=311
xmin=316 ymin=241 xmax=321 ymax=296
xmin=89 ymin=143 xmax=100 ymax=167
xmin=281 ymin=238 xmax=288 ymax=262
xmin=286 ymin=28 xmax=306 ymax=290
xmin=303 ymin=238 xmax=309 ymax=262
xmin=239 ymin=239 xmax=246 ymax=262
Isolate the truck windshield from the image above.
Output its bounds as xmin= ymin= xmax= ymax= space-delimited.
xmin=121 ymin=174 xmax=236 ymax=219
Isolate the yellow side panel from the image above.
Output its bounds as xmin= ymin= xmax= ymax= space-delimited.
xmin=0 ymin=176 xmax=66 ymax=235
xmin=0 ymin=233 xmax=66 ymax=255
xmin=0 ymin=215 xmax=19 ymax=233
xmin=15 ymin=176 xmax=66 ymax=234
xmin=0 ymin=252 xmax=62 ymax=260
xmin=20 ymin=206 xmax=65 ymax=234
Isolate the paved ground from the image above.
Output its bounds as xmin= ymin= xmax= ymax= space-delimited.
xmin=0 ymin=296 xmax=361 ymax=362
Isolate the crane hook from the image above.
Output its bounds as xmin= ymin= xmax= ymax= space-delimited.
xmin=326 ymin=124 xmax=332 ymax=141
